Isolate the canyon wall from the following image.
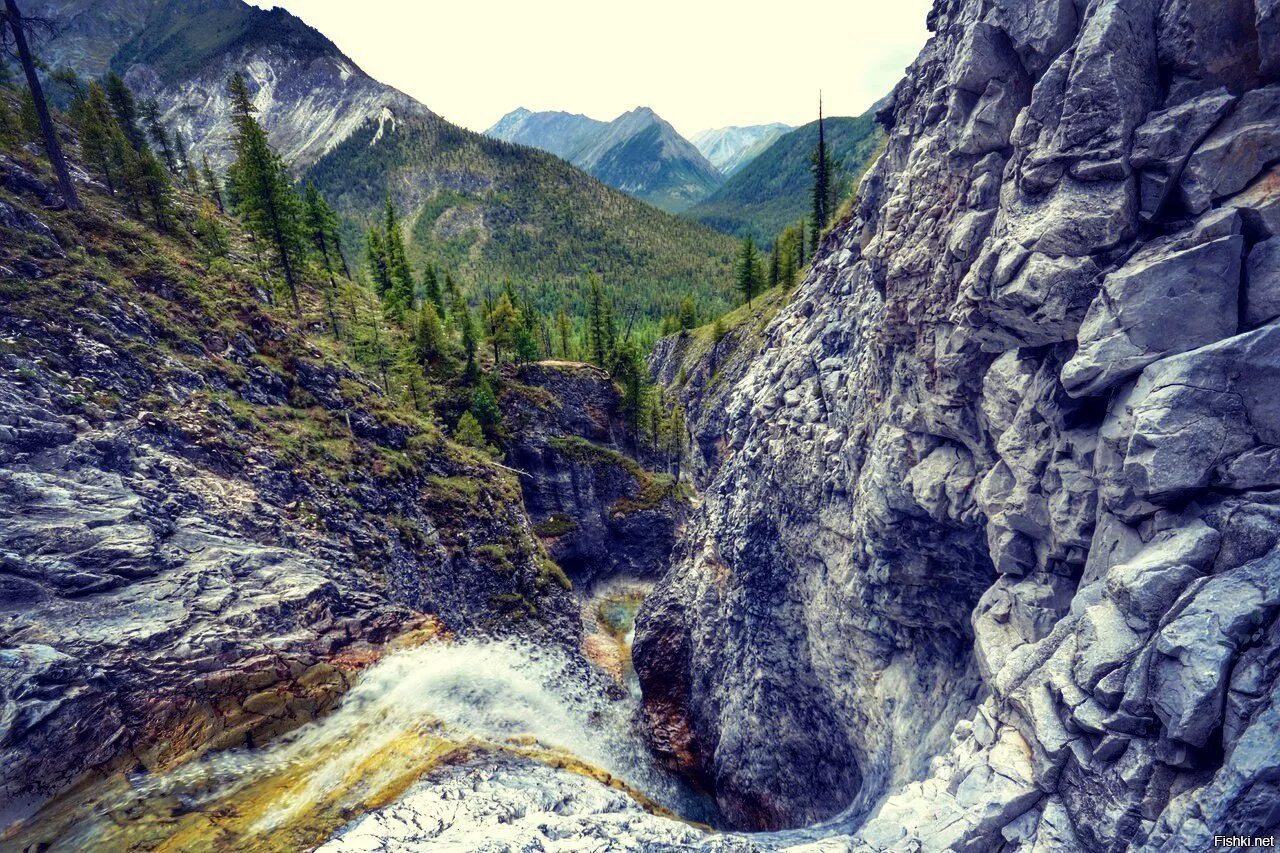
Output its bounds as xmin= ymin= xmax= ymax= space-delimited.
xmin=636 ymin=0 xmax=1280 ymax=848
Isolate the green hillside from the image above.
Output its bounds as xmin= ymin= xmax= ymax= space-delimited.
xmin=688 ymin=112 xmax=883 ymax=244
xmin=305 ymin=112 xmax=739 ymax=341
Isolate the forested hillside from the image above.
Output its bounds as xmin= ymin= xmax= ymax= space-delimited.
xmin=307 ymin=110 xmax=738 ymax=345
xmin=689 ymin=110 xmax=883 ymax=244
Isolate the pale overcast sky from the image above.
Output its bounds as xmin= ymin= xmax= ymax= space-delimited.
xmin=245 ymin=0 xmax=933 ymax=137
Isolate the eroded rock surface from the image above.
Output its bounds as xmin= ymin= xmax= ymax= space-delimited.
xmin=638 ymin=0 xmax=1280 ymax=847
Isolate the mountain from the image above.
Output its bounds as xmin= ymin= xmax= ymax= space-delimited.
xmin=28 ymin=0 xmax=737 ymax=329
xmin=484 ymin=107 xmax=606 ymax=161
xmin=691 ymin=123 xmax=790 ymax=176
xmin=27 ymin=0 xmax=430 ymax=170
xmin=485 ymin=106 xmax=724 ymax=212
xmin=306 ymin=109 xmax=737 ymax=332
xmin=688 ymin=111 xmax=883 ymax=243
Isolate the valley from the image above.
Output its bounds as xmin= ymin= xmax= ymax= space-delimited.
xmin=2 ymin=0 xmax=1279 ymax=850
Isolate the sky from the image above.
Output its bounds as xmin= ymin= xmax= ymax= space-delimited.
xmin=245 ymin=0 xmax=934 ymax=137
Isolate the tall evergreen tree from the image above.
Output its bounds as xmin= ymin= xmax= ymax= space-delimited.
xmin=678 ymin=296 xmax=697 ymax=331
xmin=303 ymin=182 xmax=343 ymax=338
xmin=365 ymin=227 xmax=390 ymax=295
xmin=381 ymin=194 xmax=415 ymax=315
xmin=3 ymin=0 xmax=80 ymax=209
xmin=140 ymin=98 xmax=176 ymax=173
xmin=769 ymin=244 xmax=780 ymax=288
xmin=172 ymin=130 xmax=199 ymax=189
xmin=104 ymin=72 xmax=146 ymax=153
xmin=422 ymin=264 xmax=443 ymax=314
xmin=587 ymin=275 xmax=609 ymax=367
xmin=810 ymin=94 xmax=829 ymax=252
xmin=555 ymin=307 xmax=571 ymax=358
xmin=71 ymin=82 xmax=119 ymax=194
xmin=736 ymin=236 xmax=763 ymax=307
xmin=201 ymin=155 xmax=224 ymax=212
xmin=226 ymin=71 xmax=307 ymax=314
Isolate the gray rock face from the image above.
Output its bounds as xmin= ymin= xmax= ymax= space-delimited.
xmin=638 ymin=0 xmax=1280 ymax=847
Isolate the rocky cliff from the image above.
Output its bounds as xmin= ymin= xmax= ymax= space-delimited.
xmin=0 ymin=142 xmax=578 ymax=812
xmin=637 ymin=0 xmax=1280 ymax=848
xmin=502 ymin=362 xmax=686 ymax=590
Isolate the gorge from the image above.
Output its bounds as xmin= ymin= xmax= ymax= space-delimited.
xmin=2 ymin=0 xmax=1280 ymax=850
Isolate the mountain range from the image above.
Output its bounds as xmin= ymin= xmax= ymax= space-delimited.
xmin=26 ymin=0 xmax=739 ymax=328
xmin=691 ymin=123 xmax=791 ymax=176
xmin=485 ymin=106 xmax=724 ymax=212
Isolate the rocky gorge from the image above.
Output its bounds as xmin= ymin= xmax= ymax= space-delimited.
xmin=635 ymin=0 xmax=1280 ymax=848
xmin=2 ymin=0 xmax=1280 ymax=849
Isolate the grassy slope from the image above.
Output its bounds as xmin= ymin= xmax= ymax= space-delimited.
xmin=305 ymin=113 xmax=739 ymax=339
xmin=0 ymin=100 xmax=572 ymax=633
xmin=689 ymin=113 xmax=883 ymax=244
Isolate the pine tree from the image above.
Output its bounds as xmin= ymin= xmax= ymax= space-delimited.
xmin=736 ymin=237 xmax=762 ymax=307
xmin=381 ymin=194 xmax=414 ymax=316
xmin=365 ymin=227 xmax=390 ymax=295
xmin=667 ymin=404 xmax=688 ymax=480
xmin=769 ymin=245 xmax=781 ymax=288
xmin=201 ymin=156 xmax=224 ymax=212
xmin=193 ymin=199 xmax=229 ymax=264
xmin=811 ymin=94 xmax=831 ymax=253
xmin=486 ymin=292 xmax=519 ymax=364
xmin=18 ymin=89 xmax=39 ymax=141
xmin=453 ymin=411 xmax=488 ymax=450
xmin=456 ymin=297 xmax=479 ymax=378
xmin=422 ymin=264 xmax=443 ymax=315
xmin=587 ymin=275 xmax=608 ymax=367
xmin=4 ymin=0 xmax=80 ymax=208
xmin=105 ymin=72 xmax=146 ymax=153
xmin=471 ymin=377 xmax=502 ymax=428
xmin=226 ymin=72 xmax=307 ymax=314
xmin=555 ymin=307 xmax=571 ymax=358
xmin=72 ymin=82 xmax=120 ymax=194
xmin=414 ymin=304 xmax=446 ymax=367
xmin=303 ymin=182 xmax=343 ymax=338
xmin=678 ymin=296 xmax=697 ymax=331
xmin=140 ymin=98 xmax=176 ymax=173
xmin=611 ymin=338 xmax=645 ymax=445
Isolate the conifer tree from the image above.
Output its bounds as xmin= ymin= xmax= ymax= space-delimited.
xmin=769 ymin=244 xmax=780 ymax=288
xmin=555 ymin=307 xmax=571 ymax=358
xmin=17 ymin=89 xmax=38 ymax=141
xmin=105 ymin=72 xmax=146 ymax=153
xmin=201 ymin=155 xmax=224 ymax=212
xmin=667 ymin=404 xmax=688 ymax=480
xmin=226 ymin=72 xmax=307 ymax=314
xmin=587 ymin=275 xmax=608 ymax=367
xmin=611 ymin=338 xmax=645 ymax=445
xmin=422 ymin=264 xmax=442 ymax=314
xmin=172 ymin=130 xmax=199 ymax=189
xmin=736 ymin=236 xmax=763 ymax=307
xmin=140 ymin=98 xmax=176 ymax=173
xmin=453 ymin=411 xmax=488 ymax=450
xmin=678 ymin=296 xmax=697 ymax=331
xmin=471 ymin=377 xmax=502 ymax=428
xmin=70 ymin=83 xmax=118 ymax=193
xmin=486 ymin=292 xmax=519 ymax=364
xmin=414 ymin=303 xmax=446 ymax=367
xmin=381 ymin=194 xmax=415 ymax=315
xmin=4 ymin=0 xmax=80 ymax=209
xmin=365 ymin=227 xmax=390 ymax=295
xmin=456 ymin=297 xmax=479 ymax=379
xmin=811 ymin=94 xmax=830 ymax=252
xmin=303 ymin=182 xmax=343 ymax=338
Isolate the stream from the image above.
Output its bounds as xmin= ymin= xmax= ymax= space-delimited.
xmin=4 ymin=584 xmax=838 ymax=851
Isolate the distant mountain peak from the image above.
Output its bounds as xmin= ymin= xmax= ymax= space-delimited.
xmin=485 ymin=105 xmax=722 ymax=212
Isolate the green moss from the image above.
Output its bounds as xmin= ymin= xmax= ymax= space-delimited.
xmin=548 ymin=436 xmax=682 ymax=515
xmin=536 ymin=556 xmax=572 ymax=591
xmin=533 ymin=514 xmax=578 ymax=538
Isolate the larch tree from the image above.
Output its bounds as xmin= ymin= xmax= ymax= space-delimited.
xmin=226 ymin=71 xmax=307 ymax=314
xmin=2 ymin=0 xmax=80 ymax=209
